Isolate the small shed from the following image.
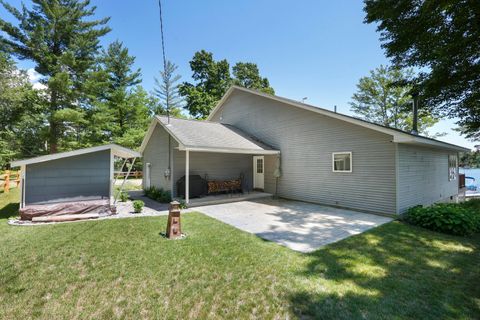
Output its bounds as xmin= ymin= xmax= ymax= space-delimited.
xmin=11 ymin=144 xmax=141 ymax=211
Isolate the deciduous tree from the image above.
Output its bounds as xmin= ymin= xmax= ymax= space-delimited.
xmin=179 ymin=50 xmax=274 ymax=118
xmin=350 ymin=65 xmax=442 ymax=136
xmin=364 ymin=0 xmax=480 ymax=140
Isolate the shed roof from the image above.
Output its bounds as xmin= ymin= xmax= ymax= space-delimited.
xmin=140 ymin=116 xmax=280 ymax=155
xmin=11 ymin=144 xmax=141 ymax=167
xmin=208 ymin=85 xmax=470 ymax=152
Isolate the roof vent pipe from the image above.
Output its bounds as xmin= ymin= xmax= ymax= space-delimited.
xmin=412 ymin=93 xmax=419 ymax=135
xmin=334 ymin=105 xmax=337 ymax=113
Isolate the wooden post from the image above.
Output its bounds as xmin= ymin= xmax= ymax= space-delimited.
xmin=15 ymin=171 xmax=20 ymax=187
xmin=166 ymin=201 xmax=182 ymax=239
xmin=4 ymin=170 xmax=10 ymax=193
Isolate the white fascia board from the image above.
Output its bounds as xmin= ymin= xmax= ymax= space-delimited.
xmin=181 ymin=146 xmax=280 ymax=155
xmin=139 ymin=118 xmax=159 ymax=153
xmin=11 ymin=144 xmax=140 ymax=167
xmin=139 ymin=117 xmax=186 ymax=153
xmin=393 ymin=135 xmax=471 ymax=152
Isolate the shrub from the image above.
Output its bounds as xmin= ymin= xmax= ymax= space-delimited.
xmin=132 ymin=200 xmax=144 ymax=213
xmin=460 ymin=198 xmax=480 ymax=211
xmin=144 ymin=186 xmax=172 ymax=203
xmin=179 ymin=200 xmax=188 ymax=209
xmin=119 ymin=191 xmax=129 ymax=202
xmin=405 ymin=203 xmax=480 ymax=236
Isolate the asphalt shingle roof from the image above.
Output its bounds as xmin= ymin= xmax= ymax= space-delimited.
xmin=156 ymin=116 xmax=278 ymax=153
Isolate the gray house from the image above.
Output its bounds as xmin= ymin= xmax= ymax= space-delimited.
xmin=140 ymin=85 xmax=469 ymax=215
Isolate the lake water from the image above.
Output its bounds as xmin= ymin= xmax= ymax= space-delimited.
xmin=459 ymin=168 xmax=480 ymax=189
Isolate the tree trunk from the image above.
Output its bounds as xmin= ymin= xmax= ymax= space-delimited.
xmin=49 ymin=91 xmax=58 ymax=154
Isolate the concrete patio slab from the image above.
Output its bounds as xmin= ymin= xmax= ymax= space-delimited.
xmin=195 ymin=198 xmax=393 ymax=252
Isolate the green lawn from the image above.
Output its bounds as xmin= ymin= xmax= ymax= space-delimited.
xmin=1 ymin=189 xmax=479 ymax=319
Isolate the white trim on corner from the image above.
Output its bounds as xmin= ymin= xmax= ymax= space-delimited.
xmin=207 ymin=85 xmax=470 ymax=152
xmin=20 ymin=165 xmax=26 ymax=208
xmin=109 ymin=149 xmax=114 ymax=206
xmin=139 ymin=118 xmax=158 ymax=153
xmin=332 ymin=152 xmax=352 ymax=173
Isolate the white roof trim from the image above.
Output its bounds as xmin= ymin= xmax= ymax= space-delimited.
xmin=207 ymin=85 xmax=470 ymax=152
xmin=139 ymin=117 xmax=185 ymax=153
xmin=180 ymin=146 xmax=280 ymax=155
xmin=11 ymin=144 xmax=141 ymax=167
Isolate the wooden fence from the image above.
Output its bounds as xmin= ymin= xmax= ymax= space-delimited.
xmin=0 ymin=170 xmax=20 ymax=193
xmin=114 ymin=171 xmax=143 ymax=179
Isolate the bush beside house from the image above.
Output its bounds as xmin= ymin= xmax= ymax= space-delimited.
xmin=144 ymin=186 xmax=172 ymax=203
xmin=405 ymin=200 xmax=480 ymax=236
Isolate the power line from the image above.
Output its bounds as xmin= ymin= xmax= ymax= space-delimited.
xmin=157 ymin=0 xmax=169 ymax=120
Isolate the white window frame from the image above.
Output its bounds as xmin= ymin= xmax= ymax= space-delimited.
xmin=448 ymin=154 xmax=457 ymax=181
xmin=332 ymin=152 xmax=352 ymax=173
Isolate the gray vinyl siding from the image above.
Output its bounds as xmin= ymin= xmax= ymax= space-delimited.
xmin=172 ymin=149 xmax=253 ymax=197
xmin=397 ymin=144 xmax=459 ymax=214
xmin=211 ymin=91 xmax=397 ymax=214
xmin=142 ymin=124 xmax=172 ymax=191
xmin=25 ymin=150 xmax=110 ymax=205
xmin=264 ymin=155 xmax=277 ymax=194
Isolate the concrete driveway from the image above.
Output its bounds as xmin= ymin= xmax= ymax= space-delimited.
xmin=196 ymin=198 xmax=392 ymax=252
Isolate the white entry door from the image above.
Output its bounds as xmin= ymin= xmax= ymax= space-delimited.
xmin=253 ymin=156 xmax=264 ymax=190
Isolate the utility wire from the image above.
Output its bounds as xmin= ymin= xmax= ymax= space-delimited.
xmin=158 ymin=0 xmax=169 ymax=120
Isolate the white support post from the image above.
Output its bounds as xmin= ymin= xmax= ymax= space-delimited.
xmin=114 ymin=157 xmax=136 ymax=204
xmin=113 ymin=158 xmax=128 ymax=189
xmin=185 ymin=150 xmax=190 ymax=204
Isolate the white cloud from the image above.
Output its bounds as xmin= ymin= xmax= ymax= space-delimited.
xmin=32 ymin=82 xmax=47 ymax=90
xmin=27 ymin=68 xmax=41 ymax=82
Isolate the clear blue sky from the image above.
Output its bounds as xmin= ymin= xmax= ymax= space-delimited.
xmin=1 ymin=0 xmax=475 ymax=149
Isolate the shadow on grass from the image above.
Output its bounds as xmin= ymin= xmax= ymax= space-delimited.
xmin=0 ymin=201 xmax=19 ymax=220
xmin=288 ymin=222 xmax=480 ymax=320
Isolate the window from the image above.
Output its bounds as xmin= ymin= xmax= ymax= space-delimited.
xmin=256 ymin=158 xmax=263 ymax=174
xmin=332 ymin=152 xmax=352 ymax=172
xmin=448 ymin=154 xmax=457 ymax=181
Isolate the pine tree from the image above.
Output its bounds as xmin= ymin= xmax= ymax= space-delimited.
xmin=0 ymin=0 xmax=111 ymax=153
xmin=89 ymin=41 xmax=149 ymax=149
xmin=153 ymin=60 xmax=183 ymax=117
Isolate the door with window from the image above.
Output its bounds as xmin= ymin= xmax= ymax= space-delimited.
xmin=253 ymin=156 xmax=264 ymax=190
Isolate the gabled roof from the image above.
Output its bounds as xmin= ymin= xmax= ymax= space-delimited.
xmin=11 ymin=144 xmax=141 ymax=167
xmin=140 ymin=116 xmax=280 ymax=155
xmin=207 ymin=85 xmax=470 ymax=152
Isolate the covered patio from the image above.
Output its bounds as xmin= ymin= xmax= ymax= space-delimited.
xmin=141 ymin=116 xmax=281 ymax=205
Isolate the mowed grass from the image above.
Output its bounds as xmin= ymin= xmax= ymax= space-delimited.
xmin=1 ymin=189 xmax=479 ymax=319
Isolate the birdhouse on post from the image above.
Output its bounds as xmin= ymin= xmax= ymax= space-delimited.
xmin=166 ymin=201 xmax=182 ymax=239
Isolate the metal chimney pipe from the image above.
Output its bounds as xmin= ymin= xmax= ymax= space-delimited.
xmin=412 ymin=93 xmax=419 ymax=135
